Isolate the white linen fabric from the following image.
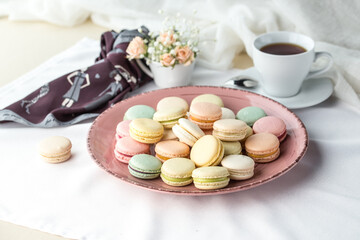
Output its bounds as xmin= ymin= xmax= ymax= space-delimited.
xmin=1 ymin=0 xmax=359 ymax=108
xmin=0 ymin=38 xmax=360 ymax=240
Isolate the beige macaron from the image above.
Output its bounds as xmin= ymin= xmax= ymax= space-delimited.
xmin=37 ymin=136 xmax=72 ymax=163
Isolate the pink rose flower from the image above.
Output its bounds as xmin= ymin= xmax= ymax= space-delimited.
xmin=159 ymin=31 xmax=176 ymax=47
xmin=126 ymin=36 xmax=146 ymax=59
xmin=160 ymin=53 xmax=176 ymax=67
xmin=175 ymin=46 xmax=194 ymax=66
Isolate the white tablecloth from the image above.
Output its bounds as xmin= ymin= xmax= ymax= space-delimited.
xmin=0 ymin=39 xmax=359 ymax=240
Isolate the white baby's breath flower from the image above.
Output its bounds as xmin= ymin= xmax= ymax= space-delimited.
xmin=170 ymin=49 xmax=176 ymax=55
xmin=148 ymin=47 xmax=155 ymax=54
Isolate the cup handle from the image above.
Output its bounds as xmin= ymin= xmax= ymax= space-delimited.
xmin=136 ymin=59 xmax=153 ymax=78
xmin=305 ymin=52 xmax=333 ymax=80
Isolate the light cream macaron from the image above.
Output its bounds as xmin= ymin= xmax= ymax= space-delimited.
xmin=222 ymin=141 xmax=242 ymax=156
xmin=221 ymin=155 xmax=255 ymax=180
xmin=156 ymin=96 xmax=189 ymax=112
xmin=212 ymin=119 xmax=248 ymax=141
xmin=37 ymin=136 xmax=72 ymax=163
xmin=221 ymin=107 xmax=236 ymax=119
xmin=190 ymin=94 xmax=224 ymax=107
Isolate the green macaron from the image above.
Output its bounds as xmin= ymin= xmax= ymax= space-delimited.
xmin=236 ymin=106 xmax=267 ymax=126
xmin=192 ymin=166 xmax=230 ymax=190
xmin=160 ymin=158 xmax=195 ymax=186
xmin=123 ymin=105 xmax=155 ymax=120
xmin=128 ymin=154 xmax=162 ymax=179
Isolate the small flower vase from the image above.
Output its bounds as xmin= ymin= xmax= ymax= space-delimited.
xmin=149 ymin=62 xmax=195 ymax=88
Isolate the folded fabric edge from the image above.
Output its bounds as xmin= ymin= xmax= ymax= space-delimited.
xmin=0 ymin=109 xmax=98 ymax=127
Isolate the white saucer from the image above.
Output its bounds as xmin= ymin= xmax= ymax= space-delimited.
xmin=226 ymin=67 xmax=333 ymax=109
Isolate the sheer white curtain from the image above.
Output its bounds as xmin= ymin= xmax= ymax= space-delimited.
xmin=1 ymin=0 xmax=360 ymax=107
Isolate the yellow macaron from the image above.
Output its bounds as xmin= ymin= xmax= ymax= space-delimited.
xmin=190 ymin=135 xmax=224 ymax=167
xmin=153 ymin=106 xmax=187 ymax=129
xmin=130 ymin=118 xmax=164 ymax=144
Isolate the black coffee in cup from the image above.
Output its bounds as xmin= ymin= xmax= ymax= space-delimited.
xmin=260 ymin=43 xmax=306 ymax=55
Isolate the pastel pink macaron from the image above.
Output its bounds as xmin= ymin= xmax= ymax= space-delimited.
xmin=115 ymin=120 xmax=132 ymax=141
xmin=252 ymin=116 xmax=287 ymax=142
xmin=114 ymin=136 xmax=150 ymax=164
xmin=188 ymin=102 xmax=222 ymax=130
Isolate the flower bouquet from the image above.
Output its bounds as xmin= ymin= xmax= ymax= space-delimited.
xmin=126 ymin=13 xmax=199 ymax=88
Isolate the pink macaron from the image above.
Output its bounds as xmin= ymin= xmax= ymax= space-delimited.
xmin=115 ymin=120 xmax=132 ymax=141
xmin=188 ymin=102 xmax=222 ymax=130
xmin=252 ymin=116 xmax=287 ymax=142
xmin=114 ymin=136 xmax=150 ymax=164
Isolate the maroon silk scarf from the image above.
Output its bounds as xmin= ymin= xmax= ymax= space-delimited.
xmin=0 ymin=26 xmax=152 ymax=127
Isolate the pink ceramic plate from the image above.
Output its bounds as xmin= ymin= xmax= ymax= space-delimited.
xmin=87 ymin=86 xmax=308 ymax=195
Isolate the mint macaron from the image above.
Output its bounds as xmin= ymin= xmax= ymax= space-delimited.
xmin=236 ymin=106 xmax=267 ymax=126
xmin=128 ymin=154 xmax=162 ymax=179
xmin=123 ymin=105 xmax=155 ymax=120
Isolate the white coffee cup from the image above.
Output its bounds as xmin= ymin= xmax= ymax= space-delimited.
xmin=253 ymin=31 xmax=333 ymax=97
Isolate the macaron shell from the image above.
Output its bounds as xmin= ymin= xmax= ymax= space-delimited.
xmin=114 ymin=149 xmax=132 ymax=163
xmin=245 ymin=133 xmax=280 ymax=163
xmin=160 ymin=158 xmax=195 ymax=186
xmin=156 ymin=97 xmax=189 ymax=112
xmin=236 ymin=106 xmax=267 ymax=126
xmin=251 ymin=148 xmax=280 ymax=163
xmin=115 ymin=137 xmax=151 ymax=156
xmin=37 ymin=136 xmax=72 ymax=163
xmin=130 ymin=118 xmax=164 ymax=144
xmin=116 ymin=120 xmax=131 ymax=138
xmin=213 ymin=119 xmax=248 ymax=141
xmin=188 ymin=118 xmax=215 ymax=130
xmin=172 ymin=124 xmax=198 ymax=147
xmin=37 ymin=136 xmax=72 ymax=157
xmin=155 ymin=140 xmax=190 ymax=161
xmin=253 ymin=116 xmax=287 ymax=142
xmin=123 ymin=105 xmax=155 ymax=120
xmin=222 ymin=141 xmax=242 ymax=155
xmin=189 ymin=102 xmax=222 ymax=121
xmin=192 ymin=166 xmax=230 ymax=190
xmin=161 ymin=158 xmax=195 ymax=178
xmin=161 ymin=129 xmax=178 ymax=141
xmin=221 ymin=107 xmax=236 ymax=119
xmin=190 ymin=135 xmax=224 ymax=167
xmin=128 ymin=154 xmax=162 ymax=179
xmin=40 ymin=150 xmax=71 ymax=163
xmin=153 ymin=107 xmax=187 ymax=122
xmin=221 ymin=155 xmax=255 ymax=180
xmin=191 ymin=94 xmax=224 ymax=107
xmin=178 ymin=118 xmax=205 ymax=139
xmin=114 ymin=137 xmax=150 ymax=163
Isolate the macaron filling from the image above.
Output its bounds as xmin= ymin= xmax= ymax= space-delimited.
xmin=128 ymin=165 xmax=161 ymax=175
xmin=246 ymin=148 xmax=279 ymax=158
xmin=189 ymin=115 xmax=216 ymax=123
xmin=160 ymin=174 xmax=192 ymax=183
xmin=193 ymin=177 xmax=229 ymax=183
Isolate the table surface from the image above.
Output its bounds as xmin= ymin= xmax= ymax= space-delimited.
xmin=3 ymin=18 xmax=359 ymax=240
xmin=0 ymin=18 xmax=253 ymax=240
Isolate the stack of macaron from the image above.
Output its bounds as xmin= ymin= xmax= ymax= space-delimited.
xmin=113 ymin=93 xmax=287 ymax=191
